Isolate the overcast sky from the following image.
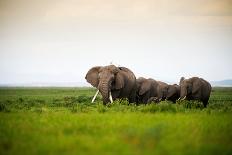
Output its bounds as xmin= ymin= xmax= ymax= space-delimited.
xmin=0 ymin=0 xmax=232 ymax=86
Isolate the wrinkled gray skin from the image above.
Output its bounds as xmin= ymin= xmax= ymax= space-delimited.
xmin=85 ymin=65 xmax=137 ymax=105
xmin=136 ymin=78 xmax=168 ymax=104
xmin=136 ymin=77 xmax=159 ymax=104
xmin=166 ymin=84 xmax=180 ymax=103
xmin=156 ymin=81 xmax=169 ymax=101
xmin=179 ymin=77 xmax=211 ymax=107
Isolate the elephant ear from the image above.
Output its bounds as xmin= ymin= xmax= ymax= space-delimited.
xmin=115 ymin=72 xmax=124 ymax=89
xmin=139 ymin=81 xmax=151 ymax=95
xmin=85 ymin=66 xmax=102 ymax=87
xmin=192 ymin=78 xmax=202 ymax=94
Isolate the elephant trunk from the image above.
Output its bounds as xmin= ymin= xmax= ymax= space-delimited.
xmin=98 ymin=80 xmax=112 ymax=105
xmin=166 ymin=90 xmax=171 ymax=99
xmin=163 ymin=88 xmax=168 ymax=100
xmin=179 ymin=86 xmax=187 ymax=100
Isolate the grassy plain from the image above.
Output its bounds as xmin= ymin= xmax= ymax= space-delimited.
xmin=0 ymin=87 xmax=232 ymax=155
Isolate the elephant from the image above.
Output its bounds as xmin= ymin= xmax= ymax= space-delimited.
xmin=136 ymin=77 xmax=159 ymax=104
xmin=85 ymin=65 xmax=137 ymax=105
xmin=166 ymin=84 xmax=180 ymax=103
xmin=136 ymin=78 xmax=168 ymax=104
xmin=156 ymin=81 xmax=169 ymax=101
xmin=179 ymin=77 xmax=211 ymax=107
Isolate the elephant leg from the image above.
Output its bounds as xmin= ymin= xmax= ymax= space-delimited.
xmin=128 ymin=88 xmax=137 ymax=103
xmin=128 ymin=96 xmax=136 ymax=103
xmin=138 ymin=94 xmax=147 ymax=104
xmin=202 ymin=98 xmax=209 ymax=107
xmin=203 ymin=101 xmax=207 ymax=107
xmin=111 ymin=90 xmax=120 ymax=100
xmin=168 ymin=97 xmax=175 ymax=103
xmin=142 ymin=93 xmax=151 ymax=104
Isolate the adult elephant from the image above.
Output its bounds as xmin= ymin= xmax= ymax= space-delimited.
xmin=166 ymin=84 xmax=180 ymax=103
xmin=136 ymin=77 xmax=159 ymax=104
xmin=85 ymin=65 xmax=137 ymax=105
xmin=136 ymin=78 xmax=170 ymax=104
xmin=156 ymin=81 xmax=169 ymax=101
xmin=179 ymin=77 xmax=212 ymax=107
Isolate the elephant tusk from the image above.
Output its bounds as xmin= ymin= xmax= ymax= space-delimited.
xmin=177 ymin=96 xmax=186 ymax=101
xmin=109 ymin=91 xmax=113 ymax=103
xmin=91 ymin=90 xmax=99 ymax=103
xmin=182 ymin=96 xmax=186 ymax=100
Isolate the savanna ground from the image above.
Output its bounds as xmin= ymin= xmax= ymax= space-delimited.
xmin=0 ymin=87 xmax=232 ymax=155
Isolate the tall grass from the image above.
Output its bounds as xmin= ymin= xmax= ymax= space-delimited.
xmin=0 ymin=87 xmax=231 ymax=113
xmin=0 ymin=87 xmax=232 ymax=155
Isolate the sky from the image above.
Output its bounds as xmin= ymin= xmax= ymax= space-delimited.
xmin=0 ymin=0 xmax=232 ymax=86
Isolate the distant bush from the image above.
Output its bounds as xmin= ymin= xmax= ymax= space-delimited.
xmin=76 ymin=95 xmax=91 ymax=103
xmin=52 ymin=96 xmax=79 ymax=107
xmin=207 ymin=102 xmax=232 ymax=112
xmin=0 ymin=102 xmax=10 ymax=112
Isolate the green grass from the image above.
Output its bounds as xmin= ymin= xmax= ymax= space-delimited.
xmin=0 ymin=87 xmax=232 ymax=155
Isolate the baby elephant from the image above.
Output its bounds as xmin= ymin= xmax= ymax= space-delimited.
xmin=148 ymin=84 xmax=180 ymax=103
xmin=166 ymin=84 xmax=180 ymax=103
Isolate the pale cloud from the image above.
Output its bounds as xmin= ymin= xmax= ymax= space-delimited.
xmin=1 ymin=0 xmax=232 ymax=22
xmin=0 ymin=0 xmax=232 ymax=84
xmin=168 ymin=0 xmax=232 ymax=16
xmin=40 ymin=0 xmax=232 ymax=23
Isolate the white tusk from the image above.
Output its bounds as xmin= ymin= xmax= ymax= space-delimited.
xmin=91 ymin=90 xmax=99 ymax=103
xmin=177 ymin=96 xmax=186 ymax=101
xmin=109 ymin=91 xmax=113 ymax=103
xmin=182 ymin=96 xmax=186 ymax=100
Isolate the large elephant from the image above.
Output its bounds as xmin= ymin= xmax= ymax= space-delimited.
xmin=166 ymin=84 xmax=180 ymax=103
xmin=179 ymin=77 xmax=211 ymax=107
xmin=85 ymin=65 xmax=137 ymax=105
xmin=136 ymin=77 xmax=159 ymax=104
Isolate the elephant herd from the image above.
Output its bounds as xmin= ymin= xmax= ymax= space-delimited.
xmin=85 ymin=65 xmax=212 ymax=107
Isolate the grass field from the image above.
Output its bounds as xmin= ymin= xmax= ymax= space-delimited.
xmin=0 ymin=87 xmax=232 ymax=155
